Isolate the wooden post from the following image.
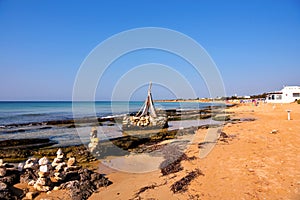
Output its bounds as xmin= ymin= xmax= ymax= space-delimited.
xmin=286 ymin=110 xmax=292 ymax=120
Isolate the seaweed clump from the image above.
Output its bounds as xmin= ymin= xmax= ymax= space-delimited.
xmin=170 ymin=169 xmax=204 ymax=193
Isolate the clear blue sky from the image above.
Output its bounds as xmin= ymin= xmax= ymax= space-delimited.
xmin=0 ymin=0 xmax=299 ymax=100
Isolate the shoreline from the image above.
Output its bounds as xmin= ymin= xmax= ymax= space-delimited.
xmin=0 ymin=105 xmax=229 ymax=147
xmin=0 ymin=120 xmax=222 ymax=163
xmin=154 ymin=99 xmax=217 ymax=103
xmin=0 ymin=105 xmax=224 ymax=128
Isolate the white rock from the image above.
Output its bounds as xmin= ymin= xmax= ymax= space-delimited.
xmin=53 ymin=186 xmax=60 ymax=191
xmin=39 ymin=165 xmax=49 ymax=173
xmin=39 ymin=157 xmax=49 ymax=166
xmin=35 ymin=177 xmax=47 ymax=186
xmin=34 ymin=184 xmax=50 ymax=192
xmin=28 ymin=180 xmax=35 ymax=186
xmin=270 ymin=129 xmax=278 ymax=134
xmin=57 ymin=154 xmax=64 ymax=159
xmin=55 ymin=162 xmax=66 ymax=171
xmin=24 ymin=158 xmax=38 ymax=169
xmin=57 ymin=148 xmax=63 ymax=155
xmin=248 ymin=168 xmax=255 ymax=172
xmin=0 ymin=159 xmax=3 ymax=166
xmin=52 ymin=158 xmax=63 ymax=167
xmin=18 ymin=163 xmax=24 ymax=171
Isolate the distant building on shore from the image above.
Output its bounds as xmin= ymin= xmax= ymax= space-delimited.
xmin=266 ymin=86 xmax=300 ymax=103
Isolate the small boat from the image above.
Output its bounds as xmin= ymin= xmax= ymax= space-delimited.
xmin=122 ymin=82 xmax=168 ymax=131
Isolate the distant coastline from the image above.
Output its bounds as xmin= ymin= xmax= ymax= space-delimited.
xmin=154 ymin=99 xmax=213 ymax=103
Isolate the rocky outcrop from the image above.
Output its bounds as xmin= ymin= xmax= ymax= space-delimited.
xmin=18 ymin=149 xmax=112 ymax=200
xmin=0 ymin=159 xmax=24 ymax=200
xmin=60 ymin=168 xmax=112 ymax=200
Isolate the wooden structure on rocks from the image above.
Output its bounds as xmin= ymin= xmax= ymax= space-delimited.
xmin=122 ymin=82 xmax=168 ymax=131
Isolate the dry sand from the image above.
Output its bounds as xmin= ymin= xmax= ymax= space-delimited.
xmin=89 ymin=102 xmax=300 ymax=200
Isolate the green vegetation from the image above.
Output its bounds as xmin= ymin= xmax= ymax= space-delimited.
xmin=251 ymin=93 xmax=267 ymax=99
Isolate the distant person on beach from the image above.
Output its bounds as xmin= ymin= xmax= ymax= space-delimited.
xmin=252 ymin=99 xmax=258 ymax=106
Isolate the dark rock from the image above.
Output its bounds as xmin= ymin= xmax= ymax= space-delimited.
xmin=79 ymin=168 xmax=91 ymax=181
xmin=60 ymin=180 xmax=87 ymax=200
xmin=60 ymin=180 xmax=80 ymax=190
xmin=0 ymin=138 xmax=57 ymax=149
xmin=65 ymin=171 xmax=80 ymax=182
xmin=79 ymin=180 xmax=95 ymax=200
xmin=20 ymin=168 xmax=38 ymax=184
xmin=60 ymin=169 xmax=112 ymax=200
xmin=0 ymin=170 xmax=19 ymax=185
xmin=239 ymin=118 xmax=256 ymax=122
xmin=3 ymin=163 xmax=15 ymax=169
xmin=91 ymin=173 xmax=112 ymax=188
xmin=212 ymin=114 xmax=230 ymax=121
xmin=90 ymin=172 xmax=101 ymax=182
xmin=0 ymin=189 xmax=12 ymax=200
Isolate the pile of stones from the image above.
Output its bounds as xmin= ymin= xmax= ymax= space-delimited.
xmin=33 ymin=156 xmax=51 ymax=192
xmin=88 ymin=127 xmax=100 ymax=156
xmin=19 ymin=148 xmax=111 ymax=199
xmin=0 ymin=159 xmax=21 ymax=200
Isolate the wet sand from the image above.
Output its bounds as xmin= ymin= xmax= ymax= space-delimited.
xmin=89 ymin=102 xmax=300 ymax=200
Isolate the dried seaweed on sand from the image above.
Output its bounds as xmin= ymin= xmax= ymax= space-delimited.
xmin=160 ymin=144 xmax=197 ymax=176
xmin=131 ymin=181 xmax=167 ymax=200
xmin=170 ymin=169 xmax=204 ymax=193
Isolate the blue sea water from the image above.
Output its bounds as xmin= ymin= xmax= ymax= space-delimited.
xmin=0 ymin=101 xmax=220 ymax=146
xmin=0 ymin=101 xmax=215 ymax=126
xmin=0 ymin=101 xmax=137 ymax=126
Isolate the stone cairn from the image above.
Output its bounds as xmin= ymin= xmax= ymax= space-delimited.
xmin=52 ymin=148 xmax=67 ymax=183
xmin=52 ymin=148 xmax=65 ymax=167
xmin=88 ymin=127 xmax=100 ymax=156
xmin=0 ymin=159 xmax=21 ymax=199
xmin=21 ymin=157 xmax=39 ymax=185
xmin=33 ymin=156 xmax=51 ymax=192
xmin=1 ymin=147 xmax=112 ymax=200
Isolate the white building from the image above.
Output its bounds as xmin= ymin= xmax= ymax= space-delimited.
xmin=266 ymin=86 xmax=300 ymax=103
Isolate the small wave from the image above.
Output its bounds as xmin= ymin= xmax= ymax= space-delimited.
xmin=19 ymin=113 xmax=48 ymax=117
xmin=0 ymin=126 xmax=53 ymax=134
xmin=102 ymin=114 xmax=126 ymax=119
xmin=0 ymin=113 xmax=49 ymax=118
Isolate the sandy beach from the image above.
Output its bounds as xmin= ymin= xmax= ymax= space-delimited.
xmin=87 ymin=102 xmax=300 ymax=200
